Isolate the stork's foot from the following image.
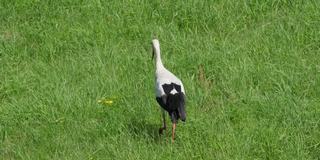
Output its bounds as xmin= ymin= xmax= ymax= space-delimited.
xmin=159 ymin=127 xmax=166 ymax=135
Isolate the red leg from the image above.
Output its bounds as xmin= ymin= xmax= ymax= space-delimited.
xmin=172 ymin=122 xmax=176 ymax=143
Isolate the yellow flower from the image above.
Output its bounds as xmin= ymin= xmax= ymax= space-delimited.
xmin=104 ymin=100 xmax=113 ymax=105
xmin=98 ymin=97 xmax=115 ymax=106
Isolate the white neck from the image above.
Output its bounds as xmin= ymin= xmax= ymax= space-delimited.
xmin=152 ymin=40 xmax=165 ymax=71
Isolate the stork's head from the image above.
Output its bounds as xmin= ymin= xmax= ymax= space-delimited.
xmin=151 ymin=39 xmax=160 ymax=60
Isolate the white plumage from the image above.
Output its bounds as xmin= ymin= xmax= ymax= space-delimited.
xmin=151 ymin=39 xmax=186 ymax=143
xmin=153 ymin=39 xmax=185 ymax=97
xmin=155 ymin=68 xmax=185 ymax=97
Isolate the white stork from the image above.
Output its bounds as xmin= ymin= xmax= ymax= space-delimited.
xmin=151 ymin=39 xmax=186 ymax=143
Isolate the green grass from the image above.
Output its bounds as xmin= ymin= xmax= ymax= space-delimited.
xmin=1 ymin=0 xmax=320 ymax=159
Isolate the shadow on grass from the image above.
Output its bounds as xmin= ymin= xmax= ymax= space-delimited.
xmin=127 ymin=119 xmax=164 ymax=143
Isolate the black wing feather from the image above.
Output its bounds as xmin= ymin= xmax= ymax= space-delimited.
xmin=162 ymin=84 xmax=174 ymax=95
xmin=156 ymin=83 xmax=186 ymax=122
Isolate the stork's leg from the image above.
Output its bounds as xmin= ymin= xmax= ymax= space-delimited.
xmin=172 ymin=122 xmax=176 ymax=143
xmin=159 ymin=110 xmax=166 ymax=135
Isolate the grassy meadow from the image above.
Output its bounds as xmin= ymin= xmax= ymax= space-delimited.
xmin=1 ymin=0 xmax=320 ymax=159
